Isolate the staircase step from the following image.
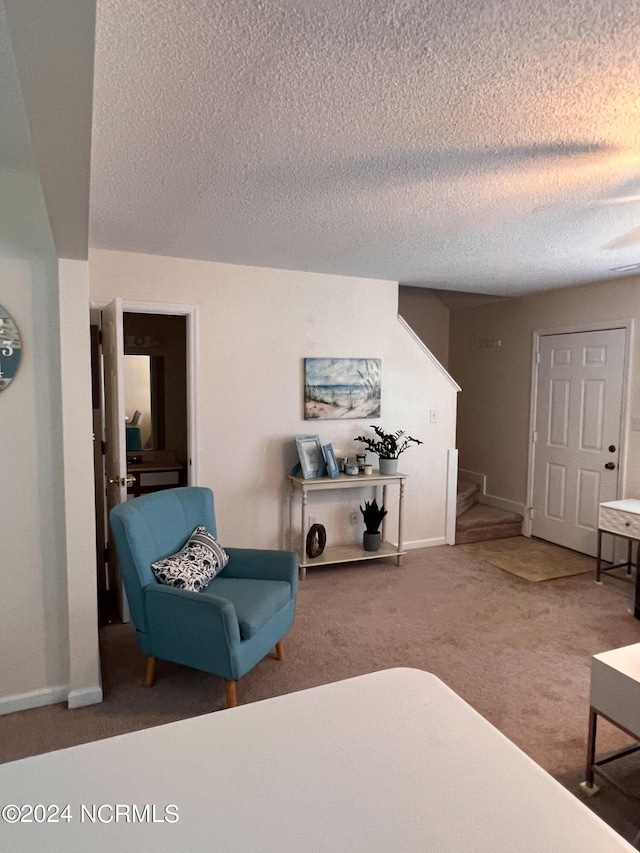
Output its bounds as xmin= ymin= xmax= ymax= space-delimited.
xmin=457 ymin=479 xmax=480 ymax=518
xmin=455 ymin=503 xmax=523 ymax=545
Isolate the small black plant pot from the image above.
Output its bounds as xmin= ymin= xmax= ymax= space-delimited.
xmin=363 ymin=531 xmax=381 ymax=552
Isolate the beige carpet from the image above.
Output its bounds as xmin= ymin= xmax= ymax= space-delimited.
xmin=2 ymin=542 xmax=640 ymax=844
xmin=461 ymin=536 xmax=596 ymax=581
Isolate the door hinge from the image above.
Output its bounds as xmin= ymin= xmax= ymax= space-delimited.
xmin=532 ymin=431 xmax=538 ymax=443
xmin=536 ymin=351 xmax=541 ymax=364
xmin=104 ymin=545 xmax=110 ymax=563
xmin=101 ymin=440 xmax=106 ymax=455
xmin=98 ymin=328 xmax=103 ymax=345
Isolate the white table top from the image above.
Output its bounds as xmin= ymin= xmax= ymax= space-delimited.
xmin=0 ymin=668 xmax=633 ymax=851
xmin=594 ymin=642 xmax=640 ymax=681
xmin=600 ymin=499 xmax=640 ymax=515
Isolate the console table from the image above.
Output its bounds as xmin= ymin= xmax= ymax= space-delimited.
xmin=288 ymin=470 xmax=406 ymax=579
xmin=126 ymin=449 xmax=185 ymax=497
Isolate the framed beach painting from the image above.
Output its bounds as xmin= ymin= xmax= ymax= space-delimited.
xmin=304 ymin=358 xmax=381 ymax=420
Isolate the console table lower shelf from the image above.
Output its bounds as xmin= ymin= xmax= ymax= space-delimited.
xmin=301 ymin=541 xmax=407 ymax=572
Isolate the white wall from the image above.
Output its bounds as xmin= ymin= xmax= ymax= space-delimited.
xmin=58 ymin=259 xmax=102 ymax=709
xmin=0 ymin=168 xmax=70 ymax=713
xmin=0 ymin=1 xmax=100 ymax=716
xmin=89 ymin=249 xmax=458 ymax=552
xmin=449 ymin=277 xmax=640 ymax=506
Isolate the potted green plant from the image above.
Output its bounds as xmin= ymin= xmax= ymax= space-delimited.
xmin=354 ymin=425 xmax=423 ymax=474
xmin=360 ymin=498 xmax=388 ymax=551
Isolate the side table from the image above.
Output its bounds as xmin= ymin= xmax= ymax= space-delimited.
xmin=596 ymin=501 xmax=640 ymax=599
xmin=580 ymin=643 xmax=640 ymax=801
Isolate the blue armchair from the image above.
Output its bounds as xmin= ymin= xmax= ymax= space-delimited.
xmin=109 ymin=487 xmax=298 ymax=707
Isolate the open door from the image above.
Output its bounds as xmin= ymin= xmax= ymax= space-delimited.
xmin=95 ymin=300 xmax=196 ymax=624
xmin=102 ymin=298 xmax=132 ymax=620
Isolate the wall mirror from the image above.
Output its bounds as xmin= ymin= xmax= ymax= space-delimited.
xmin=122 ymin=311 xmax=187 ymax=462
xmin=123 ymin=353 xmax=165 ymax=450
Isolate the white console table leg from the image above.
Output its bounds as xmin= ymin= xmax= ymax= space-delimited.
xmin=397 ymin=478 xmax=405 ymax=565
xmin=300 ymin=488 xmax=308 ymax=580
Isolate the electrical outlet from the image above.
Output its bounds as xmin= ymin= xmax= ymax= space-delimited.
xmin=350 ymin=510 xmax=359 ymax=524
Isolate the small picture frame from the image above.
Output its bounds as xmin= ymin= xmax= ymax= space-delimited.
xmin=323 ymin=443 xmax=339 ymax=478
xmin=295 ymin=435 xmax=324 ymax=479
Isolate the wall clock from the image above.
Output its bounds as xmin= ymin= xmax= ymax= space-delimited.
xmin=0 ymin=305 xmax=22 ymax=391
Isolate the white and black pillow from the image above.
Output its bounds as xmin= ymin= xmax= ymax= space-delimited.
xmin=151 ymin=526 xmax=229 ymax=591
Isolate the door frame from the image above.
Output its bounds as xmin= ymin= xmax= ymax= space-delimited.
xmin=524 ymin=319 xmax=633 ymax=538
xmin=91 ymin=298 xmax=198 ymax=623
xmin=92 ymin=298 xmax=199 ymax=486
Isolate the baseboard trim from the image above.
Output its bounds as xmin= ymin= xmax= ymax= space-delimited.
xmin=0 ymin=684 xmax=69 ymax=716
xmin=68 ymin=686 xmax=103 ymax=709
xmin=478 ymin=493 xmax=526 ymax=518
xmin=458 ymin=468 xmax=525 ymax=518
xmin=404 ymin=537 xmax=447 ymax=550
xmin=458 ymin=468 xmax=486 ymax=492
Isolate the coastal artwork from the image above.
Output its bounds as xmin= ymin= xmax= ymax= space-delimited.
xmin=304 ymin=358 xmax=381 ymax=420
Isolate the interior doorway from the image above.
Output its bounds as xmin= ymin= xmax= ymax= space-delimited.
xmin=92 ymin=302 xmax=195 ymax=625
xmin=528 ymin=325 xmax=628 ymax=557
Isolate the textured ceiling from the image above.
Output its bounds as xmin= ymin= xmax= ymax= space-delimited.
xmin=89 ymin=0 xmax=640 ymax=294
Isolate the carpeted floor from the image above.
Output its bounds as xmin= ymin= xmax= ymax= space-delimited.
xmin=2 ymin=540 xmax=640 ymax=843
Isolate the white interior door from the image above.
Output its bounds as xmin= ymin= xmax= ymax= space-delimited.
xmin=531 ymin=328 xmax=625 ymax=556
xmin=102 ymin=298 xmax=130 ymax=621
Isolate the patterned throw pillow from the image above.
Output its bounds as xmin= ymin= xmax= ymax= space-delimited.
xmin=151 ymin=526 xmax=229 ymax=591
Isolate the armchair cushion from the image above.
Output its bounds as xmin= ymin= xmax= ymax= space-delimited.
xmin=201 ymin=577 xmax=291 ymax=639
xmin=151 ymin=525 xmax=229 ymax=591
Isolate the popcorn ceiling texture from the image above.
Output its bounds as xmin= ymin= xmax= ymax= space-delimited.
xmin=90 ymin=0 xmax=640 ymax=293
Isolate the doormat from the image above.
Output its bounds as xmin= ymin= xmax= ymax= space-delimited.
xmin=459 ymin=536 xmax=596 ymax=582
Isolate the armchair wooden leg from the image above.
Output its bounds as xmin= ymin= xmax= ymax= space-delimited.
xmin=225 ymin=680 xmax=237 ymax=708
xmin=143 ymin=656 xmax=156 ymax=688
xmin=275 ymin=640 xmax=285 ymax=661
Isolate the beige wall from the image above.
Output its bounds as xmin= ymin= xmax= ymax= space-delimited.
xmin=90 ymin=249 xmax=459 ymax=551
xmin=0 ymin=6 xmax=100 ymax=714
xmin=398 ymin=286 xmax=450 ymax=369
xmin=449 ymin=277 xmax=640 ymax=506
xmin=0 ymin=167 xmax=71 ymax=712
xmin=58 ymin=259 xmax=102 ymax=709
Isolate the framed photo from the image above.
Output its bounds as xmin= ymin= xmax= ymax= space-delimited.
xmin=323 ymin=443 xmax=339 ymax=478
xmin=295 ymin=435 xmax=324 ymax=479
